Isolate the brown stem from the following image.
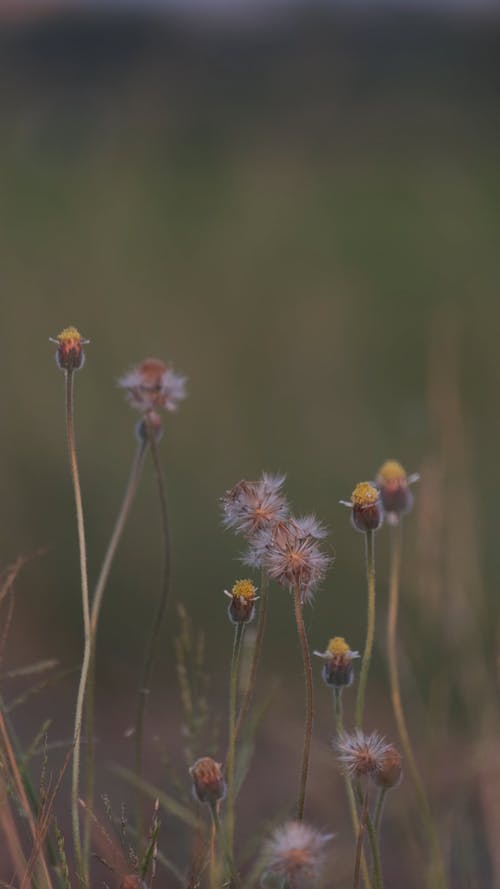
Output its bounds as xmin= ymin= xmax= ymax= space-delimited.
xmin=353 ymin=784 xmax=369 ymax=889
xmin=293 ymin=581 xmax=314 ymax=821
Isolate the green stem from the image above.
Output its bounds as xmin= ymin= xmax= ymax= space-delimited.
xmin=65 ymin=370 xmax=91 ymax=886
xmin=83 ymin=440 xmax=147 ymax=868
xmin=373 ymin=788 xmax=387 ymax=836
xmin=353 ymin=783 xmax=370 ymax=889
xmin=226 ymin=622 xmax=245 ymax=863
xmin=354 ymin=783 xmax=384 ymax=889
xmin=233 ymin=568 xmax=269 ymax=745
xmin=355 ymin=530 xmax=376 ymax=729
xmin=334 ymin=690 xmax=372 ymax=889
xmin=134 ymin=421 xmax=171 ymax=848
xmin=387 ymin=523 xmax=446 ymax=889
xmin=293 ymin=582 xmax=313 ymax=821
xmin=210 ymin=803 xmax=241 ymax=889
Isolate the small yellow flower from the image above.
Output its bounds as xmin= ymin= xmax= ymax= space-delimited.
xmin=377 ymin=460 xmax=407 ymax=483
xmin=314 ymin=636 xmax=360 ymax=689
xmin=224 ymin=579 xmax=258 ymax=624
xmin=50 ymin=326 xmax=89 ymax=372
xmin=341 ymin=482 xmax=383 ymax=533
xmin=326 ymin=636 xmax=350 ymax=657
xmin=351 ymin=482 xmax=379 ymax=507
xmin=376 ymin=459 xmax=419 ymax=524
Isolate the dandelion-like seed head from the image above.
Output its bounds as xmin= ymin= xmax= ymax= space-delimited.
xmin=221 ymin=473 xmax=288 ymax=541
xmin=262 ymin=821 xmax=333 ymax=889
xmin=50 ymin=326 xmax=88 ymax=372
xmin=376 ymin=459 xmax=419 ymax=524
xmin=314 ymin=636 xmax=360 ymax=688
xmin=335 ymin=730 xmax=392 ymax=782
xmin=118 ymin=358 xmax=187 ymax=413
xmin=263 ymin=518 xmax=330 ymax=603
xmin=224 ymin=578 xmax=258 ymax=624
xmin=342 ymin=482 xmax=383 ymax=533
xmin=189 ymin=756 xmax=226 ymax=805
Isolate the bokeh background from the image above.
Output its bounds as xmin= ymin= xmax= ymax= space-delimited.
xmin=0 ymin=1 xmax=499 ymax=886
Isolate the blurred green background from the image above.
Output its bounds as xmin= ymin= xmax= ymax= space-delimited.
xmin=0 ymin=5 xmax=499 ymax=886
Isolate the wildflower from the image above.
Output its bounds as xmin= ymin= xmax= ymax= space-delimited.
xmin=221 ymin=473 xmax=288 ymax=539
xmin=189 ymin=757 xmax=226 ymax=805
xmin=341 ymin=482 xmax=383 ymax=533
xmin=118 ymin=358 xmax=187 ymax=413
xmin=224 ymin=578 xmax=259 ymax=624
xmin=376 ymin=460 xmax=419 ymax=525
xmin=260 ymin=518 xmax=330 ymax=603
xmin=50 ymin=326 xmax=89 ymax=372
xmin=262 ymin=821 xmax=332 ymax=889
xmin=314 ymin=636 xmax=360 ymax=689
xmin=335 ymin=730 xmax=393 ymax=782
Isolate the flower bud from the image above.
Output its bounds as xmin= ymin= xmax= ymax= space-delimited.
xmin=224 ymin=579 xmax=258 ymax=624
xmin=376 ymin=460 xmax=418 ymax=525
xmin=373 ymin=744 xmax=402 ymax=789
xmin=314 ymin=637 xmax=359 ymax=689
xmin=189 ymin=757 xmax=226 ymax=805
xmin=349 ymin=482 xmax=383 ymax=532
xmin=50 ymin=326 xmax=88 ymax=372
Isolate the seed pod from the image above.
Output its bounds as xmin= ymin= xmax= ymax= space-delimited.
xmin=189 ymin=757 xmax=226 ymax=805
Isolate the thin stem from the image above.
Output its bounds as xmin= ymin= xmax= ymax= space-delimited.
xmin=66 ymin=370 xmax=91 ymax=886
xmin=134 ymin=421 xmax=171 ymax=847
xmin=233 ymin=568 xmax=269 ymax=745
xmin=373 ymin=788 xmax=387 ymax=837
xmin=226 ymin=622 xmax=245 ymax=862
xmin=355 ymin=530 xmax=376 ymax=729
xmin=293 ymin=581 xmax=314 ymax=822
xmin=83 ymin=440 xmax=148 ymax=867
xmin=334 ymin=690 xmax=372 ymax=889
xmin=387 ymin=523 xmax=446 ymax=889
xmin=0 ymin=708 xmax=53 ymax=889
xmin=210 ymin=803 xmax=241 ymax=889
xmin=353 ymin=783 xmax=370 ymax=889
xmin=354 ymin=783 xmax=384 ymax=889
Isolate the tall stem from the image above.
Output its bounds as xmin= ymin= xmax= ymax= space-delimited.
xmin=134 ymin=422 xmax=171 ymax=846
xmin=83 ymin=440 xmax=148 ymax=867
xmin=226 ymin=622 xmax=245 ymax=864
xmin=293 ymin=582 xmax=313 ymax=821
xmin=334 ymin=690 xmax=372 ymax=889
xmin=234 ymin=568 xmax=269 ymax=744
xmin=353 ymin=783 xmax=370 ymax=889
xmin=373 ymin=788 xmax=387 ymax=836
xmin=387 ymin=523 xmax=446 ymax=889
xmin=66 ymin=370 xmax=91 ymax=885
xmin=356 ymin=530 xmax=376 ymax=729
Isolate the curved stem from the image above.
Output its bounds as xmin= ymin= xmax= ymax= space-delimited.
xmin=210 ymin=803 xmax=241 ymax=889
xmin=356 ymin=530 xmax=376 ymax=729
xmin=334 ymin=691 xmax=372 ymax=889
xmin=65 ymin=370 xmax=91 ymax=885
xmin=293 ymin=582 xmax=314 ymax=821
xmin=226 ymin=622 xmax=245 ymax=864
xmin=234 ymin=568 xmax=269 ymax=745
xmin=134 ymin=422 xmax=171 ymax=847
xmin=83 ymin=440 xmax=148 ymax=867
xmin=387 ymin=523 xmax=446 ymax=889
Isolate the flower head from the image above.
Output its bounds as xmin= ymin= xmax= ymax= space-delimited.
xmin=341 ymin=482 xmax=383 ymax=533
xmin=118 ymin=358 xmax=187 ymax=413
xmin=258 ymin=517 xmax=330 ymax=603
xmin=314 ymin=636 xmax=360 ymax=689
xmin=373 ymin=743 xmax=403 ymax=789
xmin=376 ymin=460 xmax=419 ymax=525
xmin=224 ymin=578 xmax=258 ymax=624
xmin=221 ymin=473 xmax=289 ymax=540
xmin=262 ymin=821 xmax=333 ymax=889
xmin=189 ymin=757 xmax=226 ymax=805
xmin=50 ymin=326 xmax=89 ymax=372
xmin=335 ymin=730 xmax=394 ymax=782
